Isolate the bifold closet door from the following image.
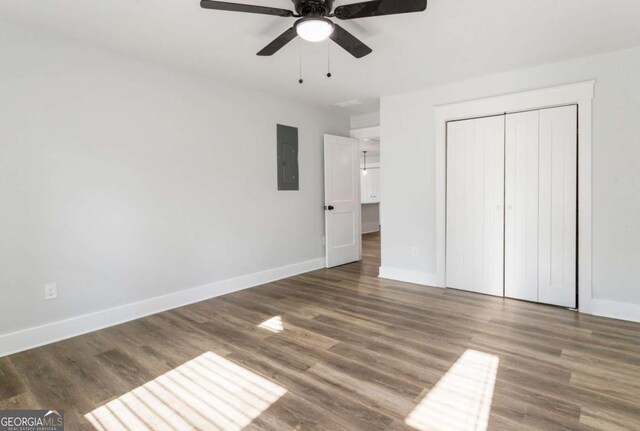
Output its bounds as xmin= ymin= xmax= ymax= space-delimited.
xmin=446 ymin=116 xmax=505 ymax=297
xmin=504 ymin=111 xmax=540 ymax=302
xmin=539 ymin=106 xmax=577 ymax=307
xmin=505 ymin=105 xmax=577 ymax=307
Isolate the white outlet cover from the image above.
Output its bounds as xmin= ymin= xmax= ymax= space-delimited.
xmin=44 ymin=282 xmax=58 ymax=299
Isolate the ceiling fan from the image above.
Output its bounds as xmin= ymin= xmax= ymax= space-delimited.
xmin=200 ymin=0 xmax=428 ymax=59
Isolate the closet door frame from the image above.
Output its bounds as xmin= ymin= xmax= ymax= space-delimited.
xmin=434 ymin=81 xmax=595 ymax=313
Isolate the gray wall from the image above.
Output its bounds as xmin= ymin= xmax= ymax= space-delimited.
xmin=0 ymin=22 xmax=349 ymax=336
xmin=381 ymin=46 xmax=640 ymax=306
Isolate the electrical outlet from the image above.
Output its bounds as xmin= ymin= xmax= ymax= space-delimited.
xmin=412 ymin=247 xmax=420 ymax=257
xmin=44 ymin=282 xmax=58 ymax=300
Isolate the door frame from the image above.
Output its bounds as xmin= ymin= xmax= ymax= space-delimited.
xmin=434 ymin=81 xmax=595 ymax=313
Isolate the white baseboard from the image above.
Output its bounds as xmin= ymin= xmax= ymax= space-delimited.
xmin=588 ymin=298 xmax=640 ymax=323
xmin=0 ymin=257 xmax=325 ymax=359
xmin=378 ymin=266 xmax=443 ymax=288
xmin=379 ymin=266 xmax=640 ymax=324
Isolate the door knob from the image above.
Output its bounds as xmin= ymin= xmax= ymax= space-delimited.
xmin=324 ymin=205 xmax=334 ymax=211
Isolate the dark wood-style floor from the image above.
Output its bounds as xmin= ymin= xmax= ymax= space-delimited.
xmin=2 ymin=231 xmax=640 ymax=430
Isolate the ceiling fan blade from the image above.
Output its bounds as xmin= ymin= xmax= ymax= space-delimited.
xmin=200 ymin=0 xmax=294 ymax=17
xmin=334 ymin=0 xmax=427 ymax=20
xmin=329 ymin=24 xmax=372 ymax=59
xmin=257 ymin=27 xmax=297 ymax=56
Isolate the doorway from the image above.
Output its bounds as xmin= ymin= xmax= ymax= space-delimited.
xmin=322 ymin=128 xmax=381 ymax=271
xmin=360 ymin=141 xmax=381 ymax=228
xmin=360 ymin=139 xmax=381 ymax=275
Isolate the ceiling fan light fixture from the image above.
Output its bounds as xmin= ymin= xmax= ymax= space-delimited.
xmin=294 ymin=17 xmax=335 ymax=43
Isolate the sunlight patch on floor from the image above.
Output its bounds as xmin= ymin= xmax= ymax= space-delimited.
xmin=405 ymin=349 xmax=499 ymax=431
xmin=258 ymin=315 xmax=284 ymax=333
xmin=85 ymin=352 xmax=286 ymax=431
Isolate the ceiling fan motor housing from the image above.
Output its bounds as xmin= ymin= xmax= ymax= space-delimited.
xmin=292 ymin=0 xmax=335 ymax=16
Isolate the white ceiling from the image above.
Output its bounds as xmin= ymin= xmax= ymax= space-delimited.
xmin=2 ymin=0 xmax=639 ymax=114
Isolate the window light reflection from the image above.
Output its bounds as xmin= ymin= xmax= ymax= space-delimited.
xmin=85 ymin=351 xmax=287 ymax=431
xmin=405 ymin=349 xmax=499 ymax=431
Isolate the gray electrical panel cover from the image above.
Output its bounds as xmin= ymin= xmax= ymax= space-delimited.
xmin=277 ymin=124 xmax=299 ymax=191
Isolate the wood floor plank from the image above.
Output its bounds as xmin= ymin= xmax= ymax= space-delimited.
xmin=1 ymin=232 xmax=640 ymax=430
xmin=0 ymin=391 xmax=40 ymax=410
xmin=224 ymin=350 xmax=393 ymax=431
xmin=0 ymin=357 xmax=26 ymax=402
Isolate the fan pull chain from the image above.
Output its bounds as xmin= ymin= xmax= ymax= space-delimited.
xmin=298 ymin=41 xmax=304 ymax=84
xmin=327 ymin=41 xmax=332 ymax=78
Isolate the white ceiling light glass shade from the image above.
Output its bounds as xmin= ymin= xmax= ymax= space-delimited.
xmin=294 ymin=18 xmax=335 ymax=43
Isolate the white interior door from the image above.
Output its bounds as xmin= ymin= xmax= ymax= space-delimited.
xmin=446 ymin=116 xmax=505 ymax=296
xmin=504 ymin=106 xmax=577 ymax=307
xmin=538 ymin=105 xmax=577 ymax=307
xmin=324 ymin=134 xmax=361 ymax=268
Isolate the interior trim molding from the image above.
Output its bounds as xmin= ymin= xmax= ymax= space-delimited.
xmin=379 ymin=266 xmax=441 ymax=288
xmin=0 ymin=257 xmax=325 ymax=359
xmin=433 ymin=81 xmax=598 ymax=313
xmin=350 ymin=126 xmax=380 ymax=141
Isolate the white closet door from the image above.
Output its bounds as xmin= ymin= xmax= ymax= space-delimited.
xmin=505 ymin=111 xmax=540 ymax=302
xmin=504 ymin=106 xmax=577 ymax=307
xmin=538 ymin=105 xmax=577 ymax=307
xmin=446 ymin=116 xmax=505 ymax=297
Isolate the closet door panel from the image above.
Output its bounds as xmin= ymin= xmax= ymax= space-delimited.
xmin=446 ymin=116 xmax=504 ymax=296
xmin=464 ymin=120 xmax=477 ymax=290
xmin=446 ymin=120 xmax=469 ymax=290
xmin=505 ymin=111 xmax=540 ymax=302
xmin=478 ymin=117 xmax=506 ymax=296
xmin=538 ymin=105 xmax=577 ymax=307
